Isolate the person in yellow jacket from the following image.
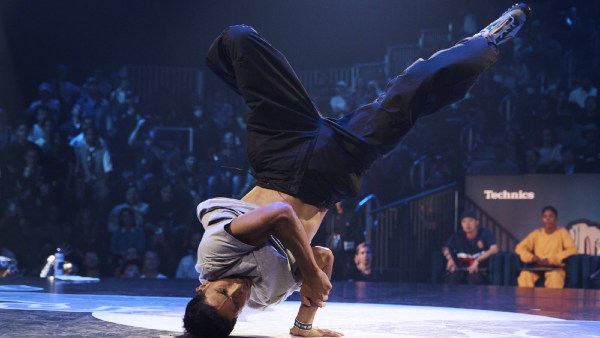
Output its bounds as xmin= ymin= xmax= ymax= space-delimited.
xmin=515 ymin=206 xmax=578 ymax=288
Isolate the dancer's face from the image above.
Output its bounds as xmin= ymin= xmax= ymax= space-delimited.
xmin=199 ymin=278 xmax=252 ymax=320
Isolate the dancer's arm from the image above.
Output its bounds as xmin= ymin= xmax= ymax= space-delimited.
xmin=290 ymin=246 xmax=343 ymax=337
xmin=228 ymin=202 xmax=331 ymax=307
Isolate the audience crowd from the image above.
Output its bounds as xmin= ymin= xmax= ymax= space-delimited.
xmin=0 ymin=2 xmax=599 ymax=279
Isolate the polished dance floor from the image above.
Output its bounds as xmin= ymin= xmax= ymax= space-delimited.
xmin=0 ymin=277 xmax=599 ymax=338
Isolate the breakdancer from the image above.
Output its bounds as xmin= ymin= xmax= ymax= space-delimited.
xmin=184 ymin=4 xmax=531 ymax=337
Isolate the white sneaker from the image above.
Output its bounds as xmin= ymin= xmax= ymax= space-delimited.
xmin=480 ymin=3 xmax=532 ymax=46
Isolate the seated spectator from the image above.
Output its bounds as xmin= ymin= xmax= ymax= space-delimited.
xmin=141 ymin=250 xmax=167 ymax=279
xmin=442 ymin=210 xmax=498 ymax=285
xmin=80 ymin=250 xmax=102 ymax=278
xmin=175 ymin=231 xmax=203 ymax=279
xmin=515 ymin=206 xmax=578 ymax=289
xmin=345 ymin=242 xmax=378 ymax=282
xmin=535 ymin=127 xmax=562 ymax=169
xmin=118 ymin=259 xmax=142 ymax=278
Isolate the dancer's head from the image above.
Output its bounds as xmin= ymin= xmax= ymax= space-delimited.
xmin=183 ymin=278 xmax=252 ymax=337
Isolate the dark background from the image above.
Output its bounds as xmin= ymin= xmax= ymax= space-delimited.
xmin=1 ymin=0 xmax=531 ymax=113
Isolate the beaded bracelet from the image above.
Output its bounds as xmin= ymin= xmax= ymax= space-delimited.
xmin=294 ymin=319 xmax=312 ymax=331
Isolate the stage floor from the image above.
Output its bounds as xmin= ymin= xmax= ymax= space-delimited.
xmin=0 ymin=277 xmax=599 ymax=337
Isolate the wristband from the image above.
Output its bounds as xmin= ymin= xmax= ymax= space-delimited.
xmin=294 ymin=319 xmax=312 ymax=331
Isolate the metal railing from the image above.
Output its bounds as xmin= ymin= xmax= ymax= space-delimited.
xmin=366 ymin=183 xmax=458 ymax=282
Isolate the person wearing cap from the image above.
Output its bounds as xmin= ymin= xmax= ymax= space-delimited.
xmin=441 ymin=210 xmax=498 ymax=285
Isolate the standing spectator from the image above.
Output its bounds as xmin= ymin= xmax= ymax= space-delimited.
xmin=128 ymin=118 xmax=165 ymax=178
xmin=515 ymin=206 xmax=578 ymax=289
xmin=59 ymin=104 xmax=83 ymax=143
xmin=76 ymin=77 xmax=110 ymax=138
xmin=442 ymin=210 xmax=498 ymax=285
xmin=73 ymin=126 xmax=113 ymax=213
xmin=26 ymin=82 xmax=61 ymax=123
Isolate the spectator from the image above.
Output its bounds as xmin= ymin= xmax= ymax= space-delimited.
xmin=568 ymin=76 xmax=597 ymax=110
xmin=140 ymin=250 xmax=167 ymax=279
xmin=26 ymin=82 xmax=61 ymax=123
xmin=59 ymin=104 xmax=83 ymax=143
xmin=442 ymin=210 xmax=498 ymax=285
xmin=76 ymin=77 xmax=110 ymax=137
xmin=118 ymin=259 xmax=142 ymax=278
xmin=107 ymin=184 xmax=149 ymax=233
xmin=345 ymin=242 xmax=379 ymax=282
xmin=73 ymin=126 xmax=113 ymax=212
xmin=515 ymin=206 xmax=578 ymax=288
xmin=80 ymin=250 xmax=102 ymax=278
xmin=535 ymin=127 xmax=562 ymax=169
xmin=128 ymin=118 xmax=165 ymax=178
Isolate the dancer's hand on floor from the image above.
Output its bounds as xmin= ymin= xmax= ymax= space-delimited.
xmin=290 ymin=326 xmax=343 ymax=337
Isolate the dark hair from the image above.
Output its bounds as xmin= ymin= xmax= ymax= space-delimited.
xmin=541 ymin=205 xmax=558 ymax=217
xmin=183 ymin=292 xmax=236 ymax=338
